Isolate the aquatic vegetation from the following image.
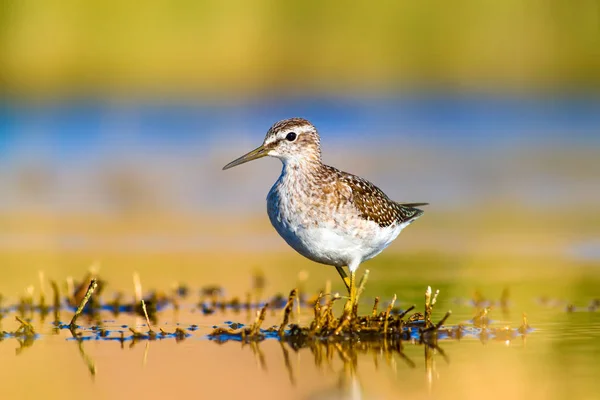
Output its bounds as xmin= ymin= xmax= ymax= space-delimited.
xmin=208 ymin=286 xmax=532 ymax=348
xmin=6 ymin=266 xmax=600 ymax=400
xmin=0 ymin=271 xmax=538 ymax=349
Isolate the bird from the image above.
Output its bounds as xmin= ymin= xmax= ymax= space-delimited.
xmin=223 ymin=118 xmax=427 ymax=311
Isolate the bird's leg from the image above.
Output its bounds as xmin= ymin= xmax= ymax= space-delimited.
xmin=335 ymin=266 xmax=351 ymax=293
xmin=350 ymin=270 xmax=356 ymax=311
xmin=343 ymin=260 xmax=361 ymax=315
xmin=343 ymin=270 xmax=357 ymax=315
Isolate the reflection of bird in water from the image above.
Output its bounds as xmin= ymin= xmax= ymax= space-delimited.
xmin=306 ymin=370 xmax=387 ymax=400
xmin=304 ymin=367 xmax=363 ymax=400
xmin=223 ymin=118 xmax=427 ymax=310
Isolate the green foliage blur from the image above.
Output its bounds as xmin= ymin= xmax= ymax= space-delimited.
xmin=1 ymin=0 xmax=599 ymax=97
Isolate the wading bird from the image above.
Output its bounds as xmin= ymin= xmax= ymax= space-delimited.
xmin=223 ymin=118 xmax=426 ymax=310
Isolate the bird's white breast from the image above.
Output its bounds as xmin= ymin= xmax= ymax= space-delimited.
xmin=266 ymin=172 xmax=407 ymax=269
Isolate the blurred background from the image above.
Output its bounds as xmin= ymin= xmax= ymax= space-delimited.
xmin=0 ymin=0 xmax=599 ymax=294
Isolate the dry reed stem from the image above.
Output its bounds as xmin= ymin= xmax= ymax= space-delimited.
xmin=371 ymin=297 xmax=380 ymax=317
xmin=141 ymin=299 xmax=154 ymax=333
xmin=356 ymin=269 xmax=370 ymax=300
xmin=250 ymin=303 xmax=269 ymax=336
xmin=279 ymin=289 xmax=297 ymax=338
xmin=383 ymin=294 xmax=397 ymax=336
xmin=69 ymin=279 xmax=98 ymax=329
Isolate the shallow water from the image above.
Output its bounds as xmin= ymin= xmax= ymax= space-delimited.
xmin=1 ymin=267 xmax=598 ymax=400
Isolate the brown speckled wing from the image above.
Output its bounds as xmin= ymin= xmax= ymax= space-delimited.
xmin=333 ymin=168 xmax=426 ymax=227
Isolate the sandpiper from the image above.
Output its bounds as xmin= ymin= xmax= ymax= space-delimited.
xmin=223 ymin=118 xmax=427 ymax=309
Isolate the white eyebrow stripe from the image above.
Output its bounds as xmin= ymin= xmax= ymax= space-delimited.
xmin=263 ymin=120 xmax=313 ymax=145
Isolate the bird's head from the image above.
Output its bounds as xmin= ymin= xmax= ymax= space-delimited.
xmin=223 ymin=118 xmax=321 ymax=170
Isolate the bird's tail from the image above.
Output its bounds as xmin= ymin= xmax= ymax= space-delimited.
xmin=396 ymin=202 xmax=428 ymax=224
xmin=398 ymin=202 xmax=429 ymax=207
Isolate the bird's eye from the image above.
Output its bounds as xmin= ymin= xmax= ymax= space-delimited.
xmin=286 ymin=132 xmax=297 ymax=142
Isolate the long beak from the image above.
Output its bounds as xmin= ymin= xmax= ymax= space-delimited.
xmin=222 ymin=144 xmax=269 ymax=170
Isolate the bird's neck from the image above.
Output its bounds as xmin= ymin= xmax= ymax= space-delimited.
xmin=281 ymin=156 xmax=321 ymax=173
xmin=279 ymin=157 xmax=324 ymax=187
